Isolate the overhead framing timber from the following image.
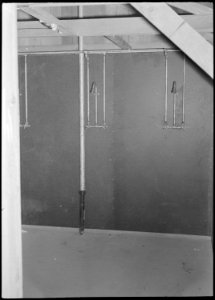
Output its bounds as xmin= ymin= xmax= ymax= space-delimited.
xmin=18 ymin=15 xmax=213 ymax=37
xmin=20 ymin=6 xmax=132 ymax=50
xmin=130 ymin=2 xmax=213 ymax=79
xmin=17 ymin=2 xmax=213 ymax=78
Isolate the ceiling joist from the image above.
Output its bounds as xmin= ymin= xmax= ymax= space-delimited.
xmin=18 ymin=15 xmax=213 ymax=37
xmin=18 ymin=2 xmax=129 ymax=8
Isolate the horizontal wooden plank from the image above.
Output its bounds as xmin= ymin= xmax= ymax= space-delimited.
xmin=18 ymin=34 xmax=174 ymax=52
xmin=18 ymin=14 xmax=213 ymax=38
xmin=18 ymin=4 xmax=138 ymax=21
xmin=167 ymin=2 xmax=213 ymax=15
xmin=18 ymin=2 xmax=128 ymax=8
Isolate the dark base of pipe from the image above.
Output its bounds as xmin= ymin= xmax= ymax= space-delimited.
xmin=79 ymin=190 xmax=86 ymax=235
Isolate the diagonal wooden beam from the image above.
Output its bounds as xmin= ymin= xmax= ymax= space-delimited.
xmin=20 ymin=7 xmax=72 ymax=35
xmin=167 ymin=2 xmax=213 ymax=15
xmin=98 ymin=35 xmax=131 ymax=49
xmin=130 ymin=2 xmax=213 ymax=78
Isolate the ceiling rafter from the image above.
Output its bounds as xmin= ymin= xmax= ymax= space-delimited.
xmin=104 ymin=36 xmax=131 ymax=50
xmin=17 ymin=2 xmax=213 ymax=59
xmin=20 ymin=7 xmax=74 ymax=35
xmin=130 ymin=2 xmax=213 ymax=78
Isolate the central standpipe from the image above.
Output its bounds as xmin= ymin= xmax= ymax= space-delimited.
xmin=79 ymin=6 xmax=86 ymax=235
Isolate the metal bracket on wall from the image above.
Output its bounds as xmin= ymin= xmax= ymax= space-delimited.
xmin=85 ymin=53 xmax=107 ymax=129
xmin=163 ymin=51 xmax=186 ymax=130
xmin=20 ymin=55 xmax=31 ymax=129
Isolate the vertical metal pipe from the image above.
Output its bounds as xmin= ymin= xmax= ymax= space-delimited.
xmin=182 ymin=55 xmax=185 ymax=124
xmin=78 ymin=6 xmax=86 ymax=235
xmin=171 ymin=81 xmax=177 ymax=127
xmin=164 ymin=50 xmax=168 ymax=124
xmin=86 ymin=54 xmax=90 ymax=126
xmin=173 ymin=95 xmax=176 ymax=126
xmin=103 ymin=53 xmax=106 ymax=126
xmin=95 ymin=85 xmax=98 ymax=125
xmin=24 ymin=55 xmax=29 ymax=128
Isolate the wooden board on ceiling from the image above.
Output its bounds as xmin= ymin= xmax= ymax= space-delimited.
xmin=18 ymin=3 xmax=137 ymax=20
xmin=18 ymin=15 xmax=213 ymax=37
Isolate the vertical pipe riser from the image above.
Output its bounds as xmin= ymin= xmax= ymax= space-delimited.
xmin=78 ymin=6 xmax=86 ymax=234
xmin=164 ymin=51 xmax=168 ymax=125
xmin=86 ymin=54 xmax=90 ymax=126
xmin=182 ymin=56 xmax=186 ymax=125
xmin=79 ymin=50 xmax=85 ymax=191
xmin=79 ymin=191 xmax=86 ymax=235
xmin=103 ymin=54 xmax=106 ymax=126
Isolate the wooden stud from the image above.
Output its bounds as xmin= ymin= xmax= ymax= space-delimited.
xmin=2 ymin=3 xmax=23 ymax=298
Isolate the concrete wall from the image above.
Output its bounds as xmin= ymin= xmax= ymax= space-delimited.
xmin=19 ymin=51 xmax=213 ymax=235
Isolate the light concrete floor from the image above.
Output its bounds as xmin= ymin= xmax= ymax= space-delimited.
xmin=22 ymin=225 xmax=213 ymax=297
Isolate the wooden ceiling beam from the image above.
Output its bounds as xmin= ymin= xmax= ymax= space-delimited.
xmin=18 ymin=2 xmax=129 ymax=8
xmin=18 ymin=14 xmax=213 ymax=37
xmin=130 ymin=2 xmax=213 ymax=78
xmin=167 ymin=2 xmax=213 ymax=15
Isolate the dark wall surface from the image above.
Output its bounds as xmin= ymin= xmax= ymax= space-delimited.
xmin=19 ymin=51 xmax=213 ymax=235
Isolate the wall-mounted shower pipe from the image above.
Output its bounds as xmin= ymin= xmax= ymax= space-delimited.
xmin=103 ymin=53 xmax=106 ymax=126
xmin=18 ymin=49 xmax=181 ymax=56
xmin=95 ymin=85 xmax=98 ymax=125
xmin=171 ymin=81 xmax=177 ymax=126
xmin=86 ymin=54 xmax=90 ymax=126
xmin=182 ymin=56 xmax=186 ymax=124
xmin=79 ymin=5 xmax=86 ymax=235
xmin=20 ymin=55 xmax=30 ymax=129
xmin=90 ymin=81 xmax=99 ymax=126
xmin=164 ymin=50 xmax=168 ymax=125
